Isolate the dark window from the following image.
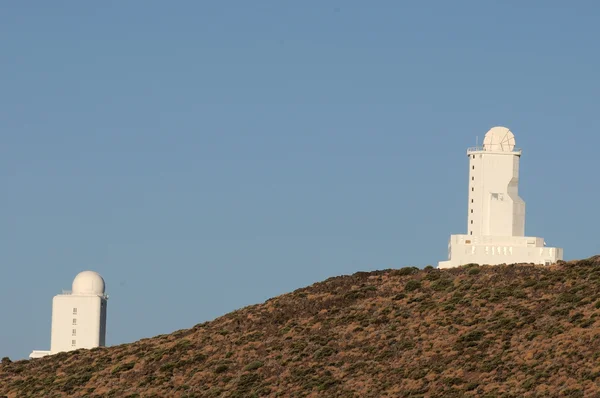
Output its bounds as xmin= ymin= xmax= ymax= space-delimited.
xmin=472 ymin=187 xmax=474 ymax=191
xmin=472 ymin=176 xmax=474 ymax=181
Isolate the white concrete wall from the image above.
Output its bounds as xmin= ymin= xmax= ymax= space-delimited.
xmin=50 ymin=294 xmax=107 ymax=354
xmin=467 ymin=150 xmax=525 ymax=237
xmin=29 ymin=350 xmax=51 ymax=359
xmin=439 ymin=234 xmax=563 ymax=268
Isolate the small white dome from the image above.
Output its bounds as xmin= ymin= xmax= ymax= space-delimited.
xmin=483 ymin=126 xmax=516 ymax=152
xmin=72 ymin=271 xmax=105 ymax=295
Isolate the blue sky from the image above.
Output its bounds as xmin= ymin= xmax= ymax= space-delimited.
xmin=1 ymin=1 xmax=598 ymax=359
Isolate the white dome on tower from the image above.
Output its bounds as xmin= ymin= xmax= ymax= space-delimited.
xmin=483 ymin=126 xmax=516 ymax=152
xmin=72 ymin=271 xmax=105 ymax=295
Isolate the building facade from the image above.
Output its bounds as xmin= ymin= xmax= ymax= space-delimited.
xmin=438 ymin=127 xmax=563 ymax=268
xmin=30 ymin=271 xmax=108 ymax=359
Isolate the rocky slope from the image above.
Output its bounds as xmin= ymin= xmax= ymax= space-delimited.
xmin=2 ymin=256 xmax=600 ymax=397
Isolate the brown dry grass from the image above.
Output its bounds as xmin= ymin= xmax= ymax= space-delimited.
xmin=2 ymin=256 xmax=600 ymax=397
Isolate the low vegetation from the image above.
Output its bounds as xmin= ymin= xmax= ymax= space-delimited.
xmin=1 ymin=256 xmax=600 ymax=397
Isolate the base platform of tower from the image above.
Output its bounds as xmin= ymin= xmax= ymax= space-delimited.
xmin=438 ymin=234 xmax=563 ymax=269
xmin=438 ymin=126 xmax=563 ymax=269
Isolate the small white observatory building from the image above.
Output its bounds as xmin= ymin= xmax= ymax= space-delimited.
xmin=30 ymin=271 xmax=108 ymax=359
xmin=438 ymin=126 xmax=563 ymax=269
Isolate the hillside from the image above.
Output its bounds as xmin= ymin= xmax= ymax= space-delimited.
xmin=2 ymin=256 xmax=600 ymax=397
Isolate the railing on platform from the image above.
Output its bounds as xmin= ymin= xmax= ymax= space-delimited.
xmin=467 ymin=146 xmax=522 ymax=153
xmin=58 ymin=289 xmax=108 ymax=299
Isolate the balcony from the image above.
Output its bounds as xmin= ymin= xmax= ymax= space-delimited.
xmin=467 ymin=146 xmax=522 ymax=154
xmin=58 ymin=289 xmax=108 ymax=299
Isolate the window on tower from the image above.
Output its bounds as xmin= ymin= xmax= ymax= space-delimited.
xmin=71 ymin=340 xmax=76 ymax=347
xmin=471 ymin=199 xmax=473 ymax=203
xmin=472 ymin=165 xmax=475 ymax=170
xmin=472 ymin=176 xmax=474 ymax=181
xmin=472 ymin=187 xmax=474 ymax=191
xmin=471 ymin=209 xmax=473 ymax=213
xmin=72 ymin=319 xmax=77 ymax=325
xmin=73 ymin=308 xmax=77 ymax=315
xmin=72 ymin=329 xmax=76 ymax=336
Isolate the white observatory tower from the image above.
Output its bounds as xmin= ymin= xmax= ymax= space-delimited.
xmin=438 ymin=126 xmax=563 ymax=268
xmin=30 ymin=271 xmax=108 ymax=359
